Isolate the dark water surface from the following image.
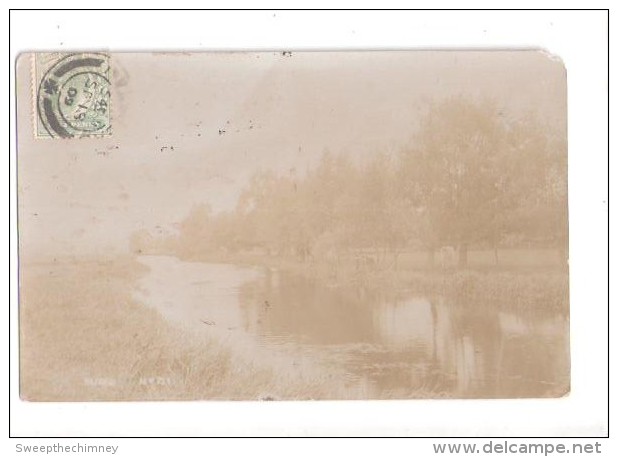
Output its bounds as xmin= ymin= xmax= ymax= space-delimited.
xmin=136 ymin=255 xmax=569 ymax=398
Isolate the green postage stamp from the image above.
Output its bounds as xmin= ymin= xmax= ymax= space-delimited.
xmin=33 ymin=52 xmax=111 ymax=138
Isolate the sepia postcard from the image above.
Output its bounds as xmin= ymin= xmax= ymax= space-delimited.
xmin=16 ymin=50 xmax=569 ymax=401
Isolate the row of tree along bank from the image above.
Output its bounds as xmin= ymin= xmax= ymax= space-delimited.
xmin=133 ymin=98 xmax=568 ymax=272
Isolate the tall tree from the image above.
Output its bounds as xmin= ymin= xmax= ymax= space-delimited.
xmin=400 ymin=98 xmax=517 ymax=267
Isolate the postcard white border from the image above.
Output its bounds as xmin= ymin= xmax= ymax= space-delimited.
xmin=7 ymin=7 xmax=610 ymax=440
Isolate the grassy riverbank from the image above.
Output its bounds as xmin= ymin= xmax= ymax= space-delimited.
xmin=19 ymin=255 xmax=369 ymax=401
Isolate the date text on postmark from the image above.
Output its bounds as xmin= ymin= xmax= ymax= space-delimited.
xmin=34 ymin=52 xmax=111 ymax=139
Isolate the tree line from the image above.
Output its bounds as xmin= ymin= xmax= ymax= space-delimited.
xmin=169 ymin=98 xmax=568 ymax=269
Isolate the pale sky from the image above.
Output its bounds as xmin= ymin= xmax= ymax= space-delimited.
xmin=17 ymin=50 xmax=566 ymax=256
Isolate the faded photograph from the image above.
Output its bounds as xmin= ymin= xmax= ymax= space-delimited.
xmin=17 ymin=51 xmax=569 ymax=400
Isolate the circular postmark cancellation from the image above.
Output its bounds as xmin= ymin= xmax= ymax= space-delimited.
xmin=35 ymin=52 xmax=111 ymax=138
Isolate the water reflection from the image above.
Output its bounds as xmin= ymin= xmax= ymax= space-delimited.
xmin=137 ymin=256 xmax=569 ymax=398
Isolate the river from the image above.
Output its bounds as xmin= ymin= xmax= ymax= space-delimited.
xmin=134 ymin=255 xmax=570 ymax=399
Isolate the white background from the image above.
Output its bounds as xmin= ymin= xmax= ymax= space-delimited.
xmin=5 ymin=3 xmax=611 ymax=453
